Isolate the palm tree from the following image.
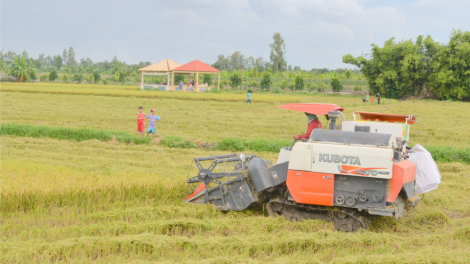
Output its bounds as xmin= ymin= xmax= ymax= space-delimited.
xmin=0 ymin=49 xmax=10 ymax=75
xmin=11 ymin=56 xmax=29 ymax=82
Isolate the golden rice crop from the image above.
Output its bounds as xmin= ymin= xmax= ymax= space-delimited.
xmin=1 ymin=136 xmax=469 ymax=263
xmin=1 ymin=83 xmax=470 ymax=263
xmin=2 ymin=85 xmax=469 ymax=146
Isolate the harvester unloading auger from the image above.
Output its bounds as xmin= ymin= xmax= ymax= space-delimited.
xmin=185 ymin=104 xmax=435 ymax=232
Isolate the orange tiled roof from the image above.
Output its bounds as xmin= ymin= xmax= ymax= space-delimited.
xmin=172 ymin=60 xmax=220 ymax=73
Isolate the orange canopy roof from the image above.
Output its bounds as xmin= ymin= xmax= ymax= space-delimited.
xmin=172 ymin=60 xmax=220 ymax=73
xmin=355 ymin=111 xmax=417 ymax=124
xmin=279 ymin=103 xmax=344 ymax=115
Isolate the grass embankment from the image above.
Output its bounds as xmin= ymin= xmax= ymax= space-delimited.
xmin=2 ymin=123 xmax=470 ymax=164
xmin=1 ymin=136 xmax=469 ymax=263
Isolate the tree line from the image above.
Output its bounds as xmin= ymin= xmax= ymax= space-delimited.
xmin=343 ymin=29 xmax=470 ymax=101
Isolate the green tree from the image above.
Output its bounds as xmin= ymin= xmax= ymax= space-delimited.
xmin=48 ymin=69 xmax=58 ymax=81
xmin=269 ymin=32 xmax=287 ymax=72
xmin=62 ymin=49 xmax=68 ymax=65
xmin=67 ymin=47 xmax=77 ymax=67
xmin=331 ymin=77 xmax=344 ymax=92
xmin=93 ymin=71 xmax=101 ymax=83
xmin=294 ymin=74 xmax=305 ymax=91
xmin=343 ymin=35 xmax=433 ymax=99
xmin=427 ymin=30 xmax=470 ymax=100
xmin=118 ymin=72 xmax=125 ymax=82
xmin=174 ymin=75 xmax=185 ymax=84
xmin=229 ymin=71 xmax=242 ymax=89
xmin=11 ymin=56 xmax=29 ymax=82
xmin=54 ymin=55 xmax=63 ymax=69
xmin=260 ymin=71 xmax=273 ymax=91
xmin=0 ymin=50 xmax=10 ymax=75
xmin=203 ymin=74 xmax=212 ymax=85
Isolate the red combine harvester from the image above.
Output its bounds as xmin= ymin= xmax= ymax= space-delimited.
xmin=185 ymin=104 xmax=431 ymax=232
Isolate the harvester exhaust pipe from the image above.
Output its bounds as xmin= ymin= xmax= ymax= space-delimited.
xmin=328 ymin=111 xmax=345 ymax=130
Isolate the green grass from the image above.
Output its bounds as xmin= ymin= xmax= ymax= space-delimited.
xmin=3 ymin=123 xmax=470 ymax=164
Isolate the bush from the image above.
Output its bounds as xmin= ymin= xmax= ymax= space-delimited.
xmin=73 ymin=73 xmax=84 ymax=83
xmin=210 ymin=87 xmax=220 ymax=93
xmin=39 ymin=75 xmax=48 ymax=82
xmin=278 ymin=79 xmax=289 ymax=89
xmin=229 ymin=71 xmax=242 ymax=89
xmin=260 ymin=72 xmax=272 ymax=91
xmin=331 ymin=78 xmax=343 ymax=92
xmin=318 ymin=83 xmax=328 ymax=92
xmin=308 ymin=83 xmax=318 ymax=92
xmin=48 ymin=70 xmax=58 ymax=81
xmin=102 ymin=79 xmax=108 ymax=85
xmin=93 ymin=71 xmax=102 ymax=83
xmin=354 ymin=85 xmax=362 ymax=91
xmin=247 ymin=80 xmax=259 ymax=88
xmin=174 ymin=75 xmax=185 ymax=84
xmin=294 ymin=75 xmax=305 ymax=91
xmin=60 ymin=75 xmax=70 ymax=83
xmin=273 ymin=87 xmax=282 ymax=93
xmin=28 ymin=71 xmax=37 ymax=82
xmin=203 ymin=74 xmax=212 ymax=86
xmin=118 ymin=72 xmax=126 ymax=83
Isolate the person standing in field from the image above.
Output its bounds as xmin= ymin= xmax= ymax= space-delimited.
xmin=377 ymin=93 xmax=381 ymax=105
xmin=366 ymin=93 xmax=370 ymax=102
xmin=186 ymin=80 xmax=190 ymax=90
xmin=179 ymin=80 xmax=183 ymax=90
xmin=362 ymin=93 xmax=366 ymax=103
xmin=246 ymin=91 xmax=251 ymax=104
xmin=146 ymin=109 xmax=161 ymax=139
xmin=137 ymin=107 xmax=146 ymax=137
xmin=371 ymin=95 xmax=374 ymax=103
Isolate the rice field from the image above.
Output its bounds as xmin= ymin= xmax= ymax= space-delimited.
xmin=1 ymin=83 xmax=470 ymax=263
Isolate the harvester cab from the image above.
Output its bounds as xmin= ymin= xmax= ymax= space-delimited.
xmin=185 ymin=104 xmax=437 ymax=232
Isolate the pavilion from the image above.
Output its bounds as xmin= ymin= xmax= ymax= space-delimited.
xmin=138 ymin=59 xmax=181 ymax=90
xmin=171 ymin=60 xmax=220 ymax=92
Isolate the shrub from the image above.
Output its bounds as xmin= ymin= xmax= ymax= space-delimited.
xmin=28 ymin=71 xmax=37 ymax=82
xmin=279 ymin=79 xmax=289 ymax=89
xmin=294 ymin=75 xmax=305 ymax=91
xmin=229 ymin=71 xmax=242 ymax=89
xmin=203 ymin=74 xmax=212 ymax=86
xmin=93 ymin=71 xmax=102 ymax=84
xmin=39 ymin=75 xmax=48 ymax=82
xmin=354 ymin=85 xmax=362 ymax=91
xmin=60 ymin=75 xmax=70 ymax=83
xmin=102 ymin=79 xmax=108 ymax=85
xmin=273 ymin=87 xmax=282 ymax=93
xmin=118 ymin=72 xmax=126 ymax=83
xmin=48 ymin=70 xmax=58 ymax=81
xmin=247 ymin=80 xmax=259 ymax=88
xmin=308 ymin=83 xmax=318 ymax=92
xmin=73 ymin=73 xmax=84 ymax=83
xmin=318 ymin=83 xmax=328 ymax=92
xmin=174 ymin=75 xmax=185 ymax=84
xmin=331 ymin=78 xmax=343 ymax=92
xmin=260 ymin=72 xmax=272 ymax=91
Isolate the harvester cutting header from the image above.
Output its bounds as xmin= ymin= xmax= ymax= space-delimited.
xmin=185 ymin=104 xmax=439 ymax=232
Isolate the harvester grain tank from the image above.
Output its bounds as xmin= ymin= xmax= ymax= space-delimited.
xmin=185 ymin=104 xmax=436 ymax=232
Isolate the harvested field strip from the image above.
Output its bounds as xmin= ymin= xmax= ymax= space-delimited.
xmin=2 ymin=123 xmax=469 ymax=164
xmin=1 ymin=83 xmax=322 ymax=103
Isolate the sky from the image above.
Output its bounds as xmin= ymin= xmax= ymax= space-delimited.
xmin=2 ymin=0 xmax=469 ymax=69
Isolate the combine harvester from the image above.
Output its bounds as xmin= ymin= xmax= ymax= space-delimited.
xmin=185 ymin=104 xmax=439 ymax=232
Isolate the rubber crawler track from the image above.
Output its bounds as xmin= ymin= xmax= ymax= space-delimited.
xmin=267 ymin=198 xmax=369 ymax=232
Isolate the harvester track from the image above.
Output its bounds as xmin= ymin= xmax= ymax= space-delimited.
xmin=266 ymin=198 xmax=368 ymax=232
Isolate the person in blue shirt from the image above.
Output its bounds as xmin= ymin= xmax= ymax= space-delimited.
xmin=145 ymin=109 xmax=161 ymax=139
xmin=246 ymin=91 xmax=251 ymax=104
